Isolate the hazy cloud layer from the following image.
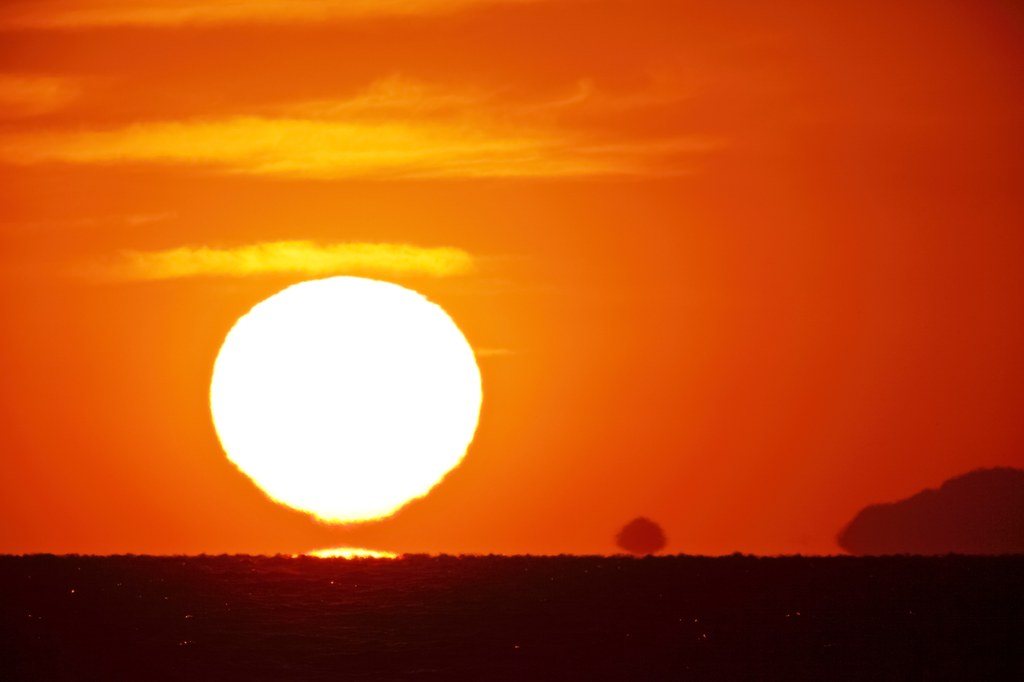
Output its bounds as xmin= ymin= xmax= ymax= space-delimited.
xmin=0 ymin=0 xmax=539 ymax=28
xmin=1 ymin=212 xmax=174 ymax=234
xmin=0 ymin=75 xmax=79 ymax=119
xmin=93 ymin=241 xmax=475 ymax=281
xmin=0 ymin=75 xmax=713 ymax=179
xmin=275 ymin=77 xmax=492 ymax=120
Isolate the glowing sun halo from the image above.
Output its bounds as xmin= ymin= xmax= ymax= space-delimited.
xmin=209 ymin=276 xmax=482 ymax=523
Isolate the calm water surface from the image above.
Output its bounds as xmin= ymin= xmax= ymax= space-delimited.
xmin=2 ymin=554 xmax=1022 ymax=680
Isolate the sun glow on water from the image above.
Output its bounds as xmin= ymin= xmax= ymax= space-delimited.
xmin=304 ymin=547 xmax=398 ymax=559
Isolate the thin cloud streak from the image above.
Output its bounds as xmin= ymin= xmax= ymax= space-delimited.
xmin=280 ymin=76 xmax=691 ymax=121
xmin=277 ymin=76 xmax=491 ymax=120
xmin=91 ymin=241 xmax=476 ymax=281
xmin=0 ymin=0 xmax=538 ymax=29
xmin=1 ymin=212 xmax=174 ymax=234
xmin=0 ymin=117 xmax=714 ymax=179
xmin=0 ymin=77 xmax=720 ymax=178
xmin=0 ymin=75 xmax=79 ymax=119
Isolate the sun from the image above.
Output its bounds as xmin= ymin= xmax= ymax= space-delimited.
xmin=209 ymin=276 xmax=482 ymax=523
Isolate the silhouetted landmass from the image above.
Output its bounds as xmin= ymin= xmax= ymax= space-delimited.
xmin=838 ymin=467 xmax=1024 ymax=555
xmin=615 ymin=517 xmax=666 ymax=555
xmin=2 ymin=554 xmax=1022 ymax=680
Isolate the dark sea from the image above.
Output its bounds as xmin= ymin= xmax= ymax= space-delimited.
xmin=1 ymin=554 xmax=1022 ymax=680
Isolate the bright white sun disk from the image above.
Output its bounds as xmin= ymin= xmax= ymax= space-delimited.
xmin=209 ymin=277 xmax=482 ymax=522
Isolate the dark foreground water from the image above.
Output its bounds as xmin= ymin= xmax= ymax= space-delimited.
xmin=1 ymin=554 xmax=1022 ymax=681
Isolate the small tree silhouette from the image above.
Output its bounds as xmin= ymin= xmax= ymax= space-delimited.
xmin=615 ymin=517 xmax=667 ymax=555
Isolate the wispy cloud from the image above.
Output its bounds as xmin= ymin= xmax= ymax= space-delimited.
xmin=0 ymin=75 xmax=79 ymax=119
xmin=0 ymin=77 xmax=718 ymax=179
xmin=0 ymin=0 xmax=537 ymax=29
xmin=0 ymin=117 xmax=709 ymax=180
xmin=277 ymin=76 xmax=490 ymax=120
xmin=1 ymin=212 xmax=174 ymax=233
xmin=88 ymin=241 xmax=475 ymax=281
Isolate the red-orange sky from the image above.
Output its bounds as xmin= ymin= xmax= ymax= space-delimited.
xmin=2 ymin=0 xmax=1022 ymax=556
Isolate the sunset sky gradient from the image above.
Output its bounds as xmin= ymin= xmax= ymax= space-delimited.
xmin=2 ymin=0 xmax=1022 ymax=555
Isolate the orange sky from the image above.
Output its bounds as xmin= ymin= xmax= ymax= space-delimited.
xmin=2 ymin=0 xmax=1022 ymax=556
